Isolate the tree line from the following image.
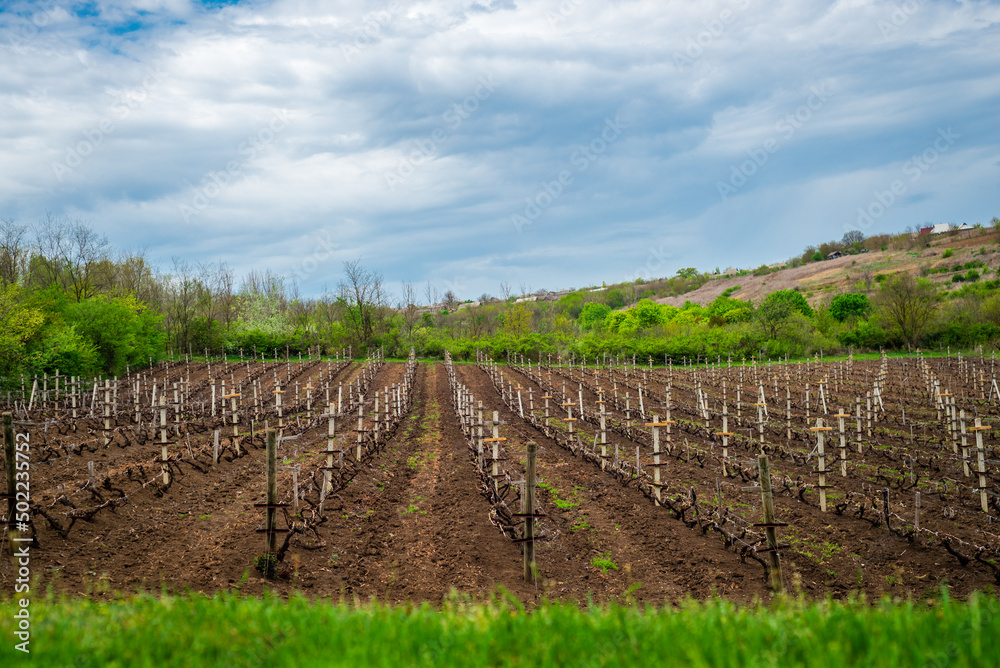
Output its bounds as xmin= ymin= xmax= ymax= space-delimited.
xmin=2 ymin=215 xmax=999 ymax=388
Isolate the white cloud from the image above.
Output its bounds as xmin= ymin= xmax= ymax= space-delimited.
xmin=0 ymin=0 xmax=998 ymax=299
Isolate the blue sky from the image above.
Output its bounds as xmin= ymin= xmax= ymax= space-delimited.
xmin=1 ymin=0 xmax=998 ymax=301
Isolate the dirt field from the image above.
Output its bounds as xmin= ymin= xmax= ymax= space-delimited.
xmin=2 ymin=356 xmax=998 ymax=605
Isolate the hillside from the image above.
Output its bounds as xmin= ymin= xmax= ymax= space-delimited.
xmin=656 ymin=228 xmax=1000 ymax=308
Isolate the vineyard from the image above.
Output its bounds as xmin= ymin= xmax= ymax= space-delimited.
xmin=2 ymin=351 xmax=1000 ymax=602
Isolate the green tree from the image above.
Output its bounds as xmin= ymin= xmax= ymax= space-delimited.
xmin=675 ymin=267 xmax=698 ymax=279
xmin=757 ymin=290 xmax=812 ymax=339
xmin=63 ymin=293 xmax=165 ymax=375
xmin=578 ymin=302 xmax=611 ymax=330
xmin=766 ymin=290 xmax=812 ymax=317
xmin=0 ymin=285 xmax=44 ymax=382
xmin=501 ymin=303 xmax=532 ymax=336
xmin=873 ymin=273 xmax=937 ymax=347
xmin=631 ymin=299 xmax=668 ymax=328
xmin=603 ymin=289 xmax=628 ymax=309
xmin=829 ymin=293 xmax=871 ymax=322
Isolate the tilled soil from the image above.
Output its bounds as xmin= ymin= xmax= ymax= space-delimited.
xmin=494 ymin=358 xmax=1000 ymax=599
xmin=1 ymin=360 xmax=994 ymax=605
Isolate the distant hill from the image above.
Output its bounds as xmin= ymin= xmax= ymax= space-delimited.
xmin=654 ymin=228 xmax=1000 ymax=308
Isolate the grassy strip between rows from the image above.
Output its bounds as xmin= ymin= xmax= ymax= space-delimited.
xmin=1 ymin=590 xmax=997 ymax=667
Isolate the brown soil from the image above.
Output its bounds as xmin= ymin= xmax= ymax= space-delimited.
xmin=497 ymin=355 xmax=1000 ymax=600
xmin=2 ymin=358 xmax=996 ymax=605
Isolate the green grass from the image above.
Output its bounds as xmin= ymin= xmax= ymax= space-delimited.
xmin=591 ymin=552 xmax=619 ymax=573
xmin=537 ymin=479 xmax=581 ymax=510
xmin=2 ymin=590 xmax=997 ymax=667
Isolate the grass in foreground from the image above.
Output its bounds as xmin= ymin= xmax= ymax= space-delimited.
xmin=1 ymin=589 xmax=997 ymax=667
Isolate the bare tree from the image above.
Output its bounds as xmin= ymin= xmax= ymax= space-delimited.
xmin=400 ymin=281 xmax=420 ymax=335
xmin=31 ymin=213 xmax=110 ymax=301
xmin=0 ymin=218 xmax=29 ymax=286
xmin=215 ymin=262 xmax=236 ymax=334
xmin=241 ymin=268 xmax=286 ymax=302
xmin=165 ymin=257 xmax=199 ymax=353
xmin=424 ymin=280 xmax=438 ymax=307
xmin=112 ymin=247 xmax=159 ymax=303
xmin=339 ymin=260 xmax=387 ymax=350
xmin=443 ymin=289 xmax=458 ymax=312
xmin=498 ymin=280 xmax=512 ymax=302
xmin=861 ymin=269 xmax=874 ymax=293
xmin=841 ymin=230 xmax=865 ymax=247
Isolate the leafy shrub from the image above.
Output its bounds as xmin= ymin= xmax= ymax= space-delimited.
xmin=942 ymin=248 xmax=954 ymax=258
xmin=29 ymin=326 xmax=100 ymax=377
xmin=829 ymin=293 xmax=871 ymax=322
xmin=604 ymin=289 xmax=628 ymax=310
xmin=578 ymin=302 xmax=612 ymax=330
xmin=837 ymin=320 xmax=889 ymax=349
xmin=763 ymin=289 xmax=813 ymax=317
xmin=62 ymin=294 xmax=165 ymax=376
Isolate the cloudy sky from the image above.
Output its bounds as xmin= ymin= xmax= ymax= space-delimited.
xmin=2 ymin=0 xmax=999 ymax=301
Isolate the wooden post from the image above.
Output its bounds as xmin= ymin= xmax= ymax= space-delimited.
xmin=476 ymin=401 xmax=484 ymax=468
xmin=719 ymin=404 xmax=732 ymax=476
xmin=103 ymin=380 xmax=111 ymax=447
xmin=213 ymin=429 xmax=220 ymax=465
xmin=646 ymin=415 xmax=663 ymax=504
xmin=757 ymin=402 xmax=765 ymax=449
xmin=785 ymin=386 xmax=791 ymax=442
xmin=811 ymin=418 xmax=833 ymax=512
xmin=265 ymin=429 xmax=278 ymax=555
xmin=757 ymin=454 xmax=784 ymax=593
xmin=960 ymin=410 xmax=970 ymax=478
xmin=160 ymin=395 xmax=170 ymax=484
xmin=356 ymin=395 xmax=364 ymax=461
xmin=866 ymin=391 xmax=872 ymax=438
xmin=855 ymin=396 xmax=863 ymax=454
xmin=523 ymin=440 xmax=537 ymax=583
xmin=562 ymin=402 xmax=576 ymax=440
xmin=971 ymin=419 xmax=990 ymax=512
xmin=486 ymin=411 xmax=505 ymax=487
xmin=835 ymin=410 xmax=849 ymax=477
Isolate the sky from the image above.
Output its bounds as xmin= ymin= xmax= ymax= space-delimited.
xmin=2 ymin=0 xmax=999 ymax=302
